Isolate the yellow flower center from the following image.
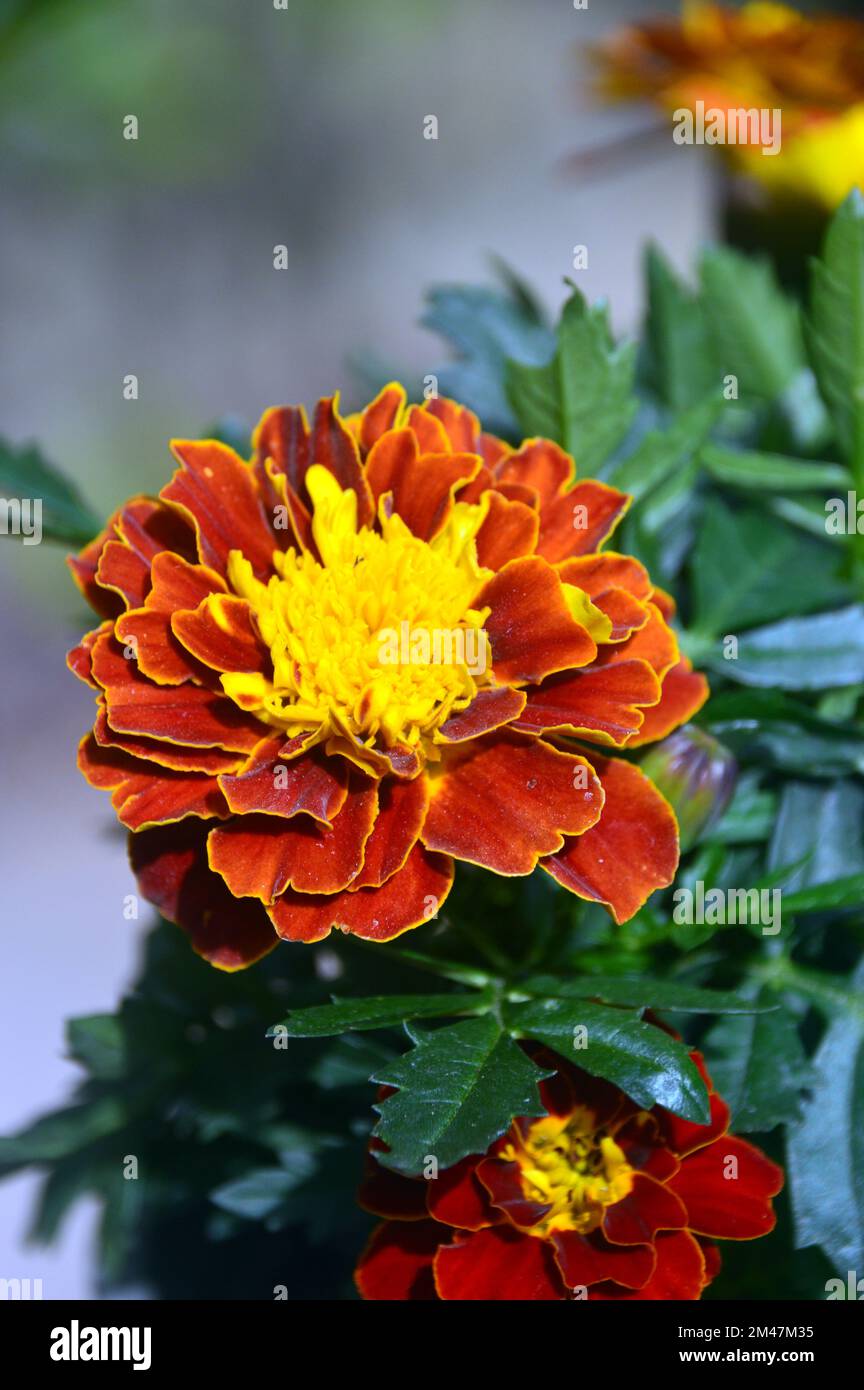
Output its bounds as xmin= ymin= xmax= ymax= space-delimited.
xmin=223 ymin=465 xmax=494 ymax=753
xmin=501 ymin=1108 xmax=634 ymax=1236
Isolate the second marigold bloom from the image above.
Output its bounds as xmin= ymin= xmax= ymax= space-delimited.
xmin=68 ymin=386 xmax=707 ymax=968
xmin=356 ymin=1050 xmax=783 ymax=1301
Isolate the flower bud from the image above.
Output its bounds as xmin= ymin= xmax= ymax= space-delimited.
xmin=639 ymin=727 xmax=737 ymax=852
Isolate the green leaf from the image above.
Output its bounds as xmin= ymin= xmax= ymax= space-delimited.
xmin=700 ymin=246 xmax=804 ymax=400
xmin=691 ymin=498 xmax=847 ymax=637
xmin=711 ymin=605 xmax=864 ymax=689
xmin=422 ymin=283 xmax=554 ymax=436
xmin=701 ymin=443 xmax=850 ymax=493
xmin=0 ymin=437 xmax=101 ymax=547
xmin=67 ymin=1015 xmax=126 ymax=1080
xmin=371 ymin=1016 xmax=547 ymax=1175
xmin=309 ymin=1035 xmax=396 ymax=1090
xmin=210 ymin=1164 xmax=317 ymax=1221
xmin=642 ymin=244 xmax=715 ymax=409
xmin=768 ymin=780 xmax=864 ymax=895
xmin=268 ymin=990 xmax=491 ymax=1038
xmin=783 ymin=874 xmax=864 ymax=914
xmin=517 ymin=973 xmax=771 ymax=1014
xmin=787 ymin=960 xmax=864 ymax=1274
xmin=0 ymin=1098 xmax=128 ymax=1170
xmin=505 ymin=287 xmax=637 ymax=470
xmin=606 ymin=395 xmax=719 ymax=502
xmin=505 ymin=998 xmax=710 ymax=1122
xmin=807 ymin=189 xmax=864 ymax=474
xmin=705 ymin=689 xmax=864 ymax=777
xmin=706 ymin=771 xmax=777 ymax=844
xmin=703 ymin=993 xmax=815 ymax=1131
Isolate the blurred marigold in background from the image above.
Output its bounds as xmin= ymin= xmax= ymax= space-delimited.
xmin=355 ymin=1048 xmax=783 ymax=1301
xmin=68 ymin=387 xmax=707 ymax=969
xmin=597 ymin=0 xmax=864 ymax=210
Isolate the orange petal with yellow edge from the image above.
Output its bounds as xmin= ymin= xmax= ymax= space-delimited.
xmin=129 ymin=821 xmax=277 ymax=970
xmin=541 ymin=755 xmax=678 ymax=923
xmin=92 ymin=633 xmax=262 ymax=752
xmin=207 ymin=775 xmax=378 ymax=901
xmin=217 ymin=736 xmax=348 ymax=822
xmin=163 ymin=440 xmax=278 ymax=579
xmin=515 ymin=660 xmax=660 ymax=745
xmin=627 ymin=659 xmax=709 ymax=746
xmin=269 ymin=842 xmax=453 ymax=943
xmin=536 ymin=481 xmax=631 ymax=563
xmin=474 ymin=492 xmax=539 ymax=571
xmin=421 ymin=731 xmax=603 ymax=875
xmin=479 ymin=555 xmax=597 ymax=684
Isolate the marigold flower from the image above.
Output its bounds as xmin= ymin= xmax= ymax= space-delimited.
xmin=355 ymin=1048 xmax=783 ymax=1301
xmin=597 ymin=1 xmax=864 ymax=209
xmin=68 ymin=386 xmax=707 ymax=969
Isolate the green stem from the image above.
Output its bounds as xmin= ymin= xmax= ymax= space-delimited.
xmin=752 ymin=956 xmax=864 ymax=1024
xmin=351 ymin=938 xmax=496 ymax=990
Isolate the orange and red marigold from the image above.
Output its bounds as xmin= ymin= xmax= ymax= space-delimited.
xmin=68 ymin=386 xmax=708 ymax=969
xmin=355 ymin=1050 xmax=783 ymax=1301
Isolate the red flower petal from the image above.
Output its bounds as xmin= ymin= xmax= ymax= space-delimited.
xmin=557 ymin=551 xmax=651 ymax=602
xmin=253 ymin=404 xmax=310 ymax=496
xmin=67 ymin=527 xmax=124 ymax=620
xmin=404 ymin=404 xmax=451 ymax=454
xmin=172 ymin=594 xmax=270 ymax=675
xmin=217 ymin=736 xmax=348 ymax=822
xmin=163 ymin=440 xmax=278 ymax=579
xmin=434 ymin=1226 xmax=565 ymax=1301
xmin=661 ymin=1087 xmax=730 ymax=1159
xmin=371 ymin=439 xmax=481 ymax=541
xmin=601 ymin=1173 xmax=688 ymax=1246
xmin=358 ymin=1159 xmax=429 ymax=1221
xmin=495 ymin=438 xmax=574 ymax=504
xmin=479 ymin=556 xmax=597 ymax=684
xmin=349 ymin=775 xmax=429 ymax=889
xmin=93 ymin=704 xmax=242 ymax=774
xmin=91 ymin=634 xmax=262 ymax=752
xmin=668 ymin=1137 xmax=783 ymax=1239
xmin=590 ymin=1230 xmax=706 ymax=1300
xmin=115 ymin=496 xmax=196 ymax=565
xmin=627 ymin=659 xmax=710 ymax=746
xmin=67 ymin=623 xmax=112 ymax=688
xmin=268 ymin=843 xmax=453 ymax=943
xmin=436 ymin=686 xmax=527 ymax=744
xmin=475 ymin=492 xmax=539 ymax=571
xmin=115 ymin=552 xmax=226 ymax=686
xmin=552 ymin=1228 xmax=655 ymax=1291
xmin=96 ymin=539 xmax=151 ymax=609
xmin=427 ymin=1156 xmax=496 ymax=1232
xmin=515 ymin=661 xmax=661 ymax=746
xmin=475 ymin=1156 xmax=551 ymax=1230
xmin=536 ymin=481 xmax=631 ymax=563
xmin=424 ymin=397 xmax=483 ymax=452
xmin=542 ymin=756 xmax=679 ymax=923
xmin=129 ymin=822 xmax=277 ymax=970
xmin=422 ymin=732 xmax=603 ymax=875
xmin=597 ymin=601 xmax=678 ymax=679
xmin=309 ymin=396 xmax=374 ymax=526
xmin=355 ymin=1221 xmax=441 ymax=1301
xmin=207 ymin=776 xmax=378 ymax=902
xmin=354 ymin=382 xmax=407 ymax=452
xmin=79 ymin=734 xmax=228 ymax=831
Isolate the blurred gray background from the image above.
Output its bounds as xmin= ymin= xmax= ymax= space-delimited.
xmin=0 ymin=0 xmax=715 ymax=1295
